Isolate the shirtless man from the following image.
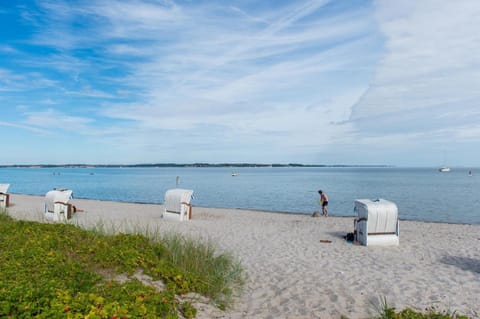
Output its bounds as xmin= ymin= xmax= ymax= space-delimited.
xmin=318 ymin=190 xmax=329 ymax=217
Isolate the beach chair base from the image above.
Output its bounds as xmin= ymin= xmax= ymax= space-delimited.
xmin=0 ymin=193 xmax=9 ymax=209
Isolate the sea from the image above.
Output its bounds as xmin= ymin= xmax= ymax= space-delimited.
xmin=1 ymin=167 xmax=479 ymax=224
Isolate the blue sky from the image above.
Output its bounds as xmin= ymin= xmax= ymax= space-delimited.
xmin=1 ymin=0 xmax=479 ymax=166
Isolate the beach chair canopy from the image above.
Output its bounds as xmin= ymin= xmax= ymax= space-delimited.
xmin=354 ymin=199 xmax=399 ymax=246
xmin=163 ymin=188 xmax=193 ymax=221
xmin=0 ymin=184 xmax=9 ymax=194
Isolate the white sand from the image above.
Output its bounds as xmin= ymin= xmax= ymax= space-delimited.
xmin=6 ymin=194 xmax=480 ymax=318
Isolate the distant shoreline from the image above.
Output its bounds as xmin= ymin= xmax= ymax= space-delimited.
xmin=0 ymin=163 xmax=392 ymax=168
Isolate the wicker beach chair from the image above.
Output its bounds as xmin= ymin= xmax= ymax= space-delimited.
xmin=354 ymin=199 xmax=399 ymax=246
xmin=0 ymin=183 xmax=10 ymax=209
xmin=162 ymin=188 xmax=194 ymax=221
xmin=44 ymin=188 xmax=74 ymax=222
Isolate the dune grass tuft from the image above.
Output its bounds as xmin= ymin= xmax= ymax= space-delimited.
xmin=372 ymin=296 xmax=470 ymax=319
xmin=161 ymin=233 xmax=245 ymax=309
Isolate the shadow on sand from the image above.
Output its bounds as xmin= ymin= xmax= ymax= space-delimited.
xmin=440 ymin=255 xmax=480 ymax=274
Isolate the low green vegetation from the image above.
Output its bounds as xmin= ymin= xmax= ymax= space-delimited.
xmin=0 ymin=211 xmax=244 ymax=318
xmin=371 ymin=296 xmax=470 ymax=319
xmin=375 ymin=308 xmax=469 ymax=319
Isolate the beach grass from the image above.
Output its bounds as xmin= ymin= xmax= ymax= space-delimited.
xmin=372 ymin=296 xmax=470 ymax=319
xmin=160 ymin=233 xmax=245 ymax=310
xmin=0 ymin=210 xmax=244 ymax=318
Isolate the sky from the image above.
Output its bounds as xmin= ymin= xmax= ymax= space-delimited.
xmin=1 ymin=0 xmax=479 ymax=166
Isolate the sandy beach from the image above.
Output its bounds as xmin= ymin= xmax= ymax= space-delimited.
xmin=5 ymin=194 xmax=480 ymax=318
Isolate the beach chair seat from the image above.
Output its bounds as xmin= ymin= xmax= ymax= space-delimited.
xmin=0 ymin=184 xmax=10 ymax=209
xmin=354 ymin=199 xmax=399 ymax=246
xmin=44 ymin=188 xmax=74 ymax=222
xmin=163 ymin=188 xmax=193 ymax=221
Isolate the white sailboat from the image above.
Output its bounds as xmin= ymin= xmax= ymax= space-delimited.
xmin=438 ymin=150 xmax=450 ymax=172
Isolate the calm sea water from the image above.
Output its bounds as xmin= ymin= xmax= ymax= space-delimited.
xmin=1 ymin=167 xmax=479 ymax=224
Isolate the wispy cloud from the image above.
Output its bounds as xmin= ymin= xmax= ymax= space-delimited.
xmin=350 ymin=0 xmax=480 ymax=146
xmin=91 ymin=1 xmax=376 ymax=149
xmin=0 ymin=120 xmax=49 ymax=134
xmin=0 ymin=45 xmax=19 ymax=54
xmin=22 ymin=109 xmax=94 ymax=132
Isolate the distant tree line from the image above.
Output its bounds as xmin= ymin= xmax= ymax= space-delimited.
xmin=0 ymin=163 xmax=391 ymax=168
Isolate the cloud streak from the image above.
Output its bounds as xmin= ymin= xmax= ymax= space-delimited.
xmin=351 ymin=0 xmax=480 ymax=142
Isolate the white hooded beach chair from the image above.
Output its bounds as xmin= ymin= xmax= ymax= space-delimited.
xmin=0 ymin=183 xmax=10 ymax=209
xmin=163 ymin=188 xmax=193 ymax=221
xmin=354 ymin=199 xmax=399 ymax=246
xmin=44 ymin=188 xmax=74 ymax=222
